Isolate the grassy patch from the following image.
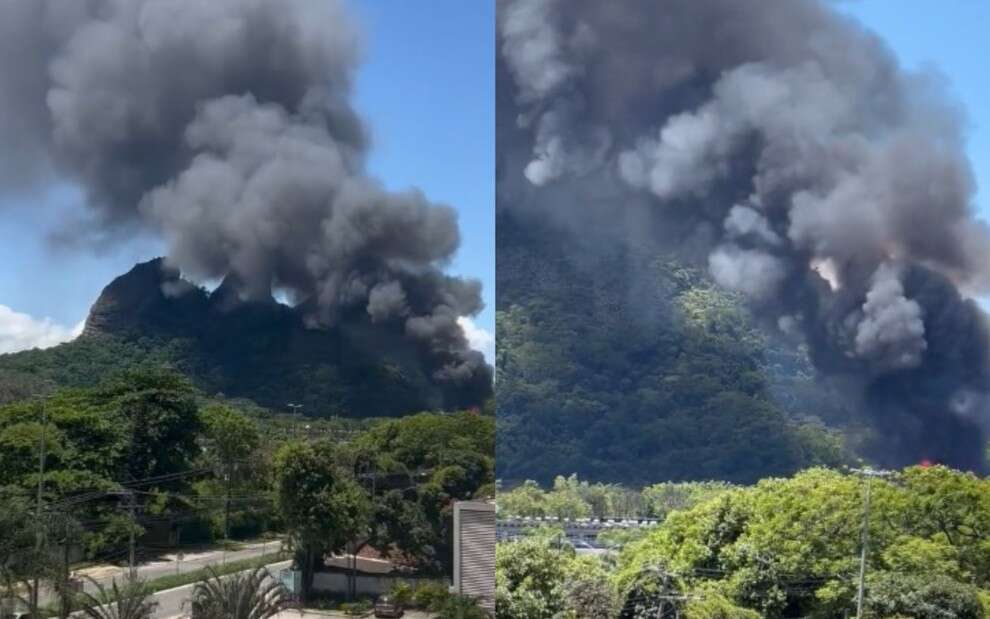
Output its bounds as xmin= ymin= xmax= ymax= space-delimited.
xmin=144 ymin=551 xmax=288 ymax=593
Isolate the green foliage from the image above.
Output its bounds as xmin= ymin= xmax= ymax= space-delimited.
xmin=0 ymin=368 xmax=208 ymax=560
xmin=615 ymin=466 xmax=990 ymax=618
xmin=495 ymin=536 xmax=571 ymax=619
xmin=496 ymin=466 xmax=990 ymax=618
xmin=497 ymin=212 xmax=855 ymax=486
xmin=435 ymin=594 xmax=488 ymax=619
xmin=196 ymin=404 xmax=272 ymax=539
xmin=273 ymin=439 xmax=371 ymax=600
xmin=411 ymin=581 xmax=454 ymax=610
xmin=0 ymin=489 xmax=66 ymax=594
xmin=682 ymin=585 xmax=761 ymax=619
xmin=388 ymin=581 xmax=414 ymax=607
xmin=348 ymin=412 xmax=496 ymax=573
xmin=498 ymin=475 xmax=732 ymax=521
xmin=495 ymin=533 xmax=614 ymax=619
xmin=99 ymin=368 xmax=202 ymax=482
xmin=562 ymin=574 xmax=619 ymax=618
xmin=641 ymin=482 xmax=735 ymax=520
xmin=76 ymin=575 xmax=157 ymax=619
xmin=189 ymin=566 xmax=288 ymax=619
xmin=498 ymin=476 xmax=595 ymax=519
xmin=866 ymin=572 xmax=984 ymax=619
xmin=200 ymin=404 xmax=261 ymax=471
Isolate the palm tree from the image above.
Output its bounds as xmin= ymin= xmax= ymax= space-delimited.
xmin=76 ymin=575 xmax=157 ymax=619
xmin=189 ymin=566 xmax=289 ymax=619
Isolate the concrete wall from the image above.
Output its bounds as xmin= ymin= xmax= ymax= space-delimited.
xmin=311 ymin=572 xmax=447 ymax=597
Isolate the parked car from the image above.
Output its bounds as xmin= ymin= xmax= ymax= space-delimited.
xmin=373 ymin=594 xmax=404 ymax=618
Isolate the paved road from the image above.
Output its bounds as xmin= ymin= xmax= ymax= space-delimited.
xmin=127 ymin=540 xmax=284 ymax=584
xmin=41 ymin=541 xmax=284 ymax=607
xmin=154 ymin=559 xmax=291 ymax=618
xmin=273 ymin=610 xmax=435 ymax=619
xmin=275 ymin=610 xmax=436 ymax=619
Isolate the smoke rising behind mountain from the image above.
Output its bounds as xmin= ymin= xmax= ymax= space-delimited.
xmin=0 ymin=0 xmax=490 ymax=391
xmin=497 ymin=0 xmax=990 ymax=470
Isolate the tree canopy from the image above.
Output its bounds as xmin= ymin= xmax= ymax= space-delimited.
xmin=497 ymin=466 xmax=990 ymax=618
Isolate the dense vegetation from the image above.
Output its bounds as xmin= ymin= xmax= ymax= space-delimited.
xmin=496 ymin=467 xmax=990 ymax=618
xmin=0 ymin=367 xmax=494 ymax=607
xmin=497 ymin=211 xmax=857 ymax=486
xmin=498 ymin=474 xmax=732 ymax=521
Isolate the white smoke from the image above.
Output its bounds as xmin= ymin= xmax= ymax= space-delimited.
xmin=457 ymin=316 xmax=495 ymax=364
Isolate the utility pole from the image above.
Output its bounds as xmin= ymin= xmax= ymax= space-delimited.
xmin=176 ymin=527 xmax=183 ymax=575
xmin=60 ymin=517 xmax=71 ymax=619
xmin=287 ymin=403 xmax=303 ymax=441
xmin=223 ymin=464 xmax=233 ymax=565
xmin=32 ymin=399 xmax=47 ymax=618
xmin=852 ymin=468 xmax=895 ymax=618
xmin=127 ymin=491 xmax=137 ymax=581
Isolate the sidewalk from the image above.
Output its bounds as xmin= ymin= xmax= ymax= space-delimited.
xmin=274 ymin=611 xmax=435 ymax=619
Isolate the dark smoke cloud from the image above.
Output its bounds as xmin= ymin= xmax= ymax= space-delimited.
xmin=0 ymin=0 xmax=490 ymax=392
xmin=498 ymin=0 xmax=990 ymax=470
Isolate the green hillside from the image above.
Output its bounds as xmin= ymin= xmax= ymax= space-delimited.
xmin=0 ymin=259 xmax=493 ymax=417
xmin=496 ymin=211 xmax=860 ymax=486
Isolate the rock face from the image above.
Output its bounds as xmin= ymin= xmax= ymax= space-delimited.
xmin=66 ymin=258 xmax=493 ymax=416
xmin=82 ymin=259 xmax=208 ymax=338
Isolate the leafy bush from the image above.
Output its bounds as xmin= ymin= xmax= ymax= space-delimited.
xmin=867 ymin=573 xmax=984 ymax=619
xmin=388 ymin=581 xmax=414 ymax=607
xmin=412 ymin=581 xmax=453 ymax=611
xmin=435 ymin=594 xmax=488 ymax=619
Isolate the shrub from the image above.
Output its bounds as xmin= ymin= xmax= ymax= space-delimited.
xmin=389 ymin=581 xmax=414 ymax=607
xmin=412 ymin=581 xmax=452 ymax=611
xmin=436 ymin=594 xmax=487 ymax=619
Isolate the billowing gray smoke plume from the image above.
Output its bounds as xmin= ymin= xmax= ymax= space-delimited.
xmin=498 ymin=0 xmax=990 ymax=470
xmin=0 ymin=0 xmax=491 ymax=397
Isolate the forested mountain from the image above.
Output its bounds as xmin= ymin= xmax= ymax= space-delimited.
xmin=496 ymin=210 xmax=863 ymax=486
xmin=0 ymin=259 xmax=493 ymax=417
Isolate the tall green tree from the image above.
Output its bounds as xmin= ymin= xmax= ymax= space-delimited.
xmin=350 ymin=412 xmax=495 ymax=573
xmin=274 ymin=440 xmax=371 ymax=602
xmin=98 ymin=368 xmax=201 ymax=483
xmin=197 ymin=404 xmax=269 ymax=540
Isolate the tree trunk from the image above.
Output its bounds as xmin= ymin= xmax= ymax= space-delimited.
xmin=301 ymin=545 xmax=315 ymax=604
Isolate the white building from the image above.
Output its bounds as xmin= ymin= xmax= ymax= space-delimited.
xmin=450 ymin=500 xmax=495 ymax=615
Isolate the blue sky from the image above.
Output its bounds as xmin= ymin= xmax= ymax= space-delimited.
xmin=0 ymin=0 xmax=495 ymax=356
xmin=837 ymin=2 xmax=990 ymax=221
xmin=352 ymin=0 xmax=495 ymax=352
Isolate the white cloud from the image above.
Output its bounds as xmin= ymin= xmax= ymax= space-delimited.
xmin=457 ymin=316 xmax=494 ymax=365
xmin=0 ymin=305 xmax=84 ymax=354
